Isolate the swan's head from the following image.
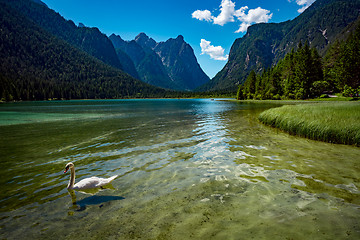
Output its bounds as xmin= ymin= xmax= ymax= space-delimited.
xmin=64 ymin=162 xmax=74 ymax=173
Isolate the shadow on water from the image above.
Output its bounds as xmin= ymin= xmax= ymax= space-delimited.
xmin=68 ymin=189 xmax=124 ymax=212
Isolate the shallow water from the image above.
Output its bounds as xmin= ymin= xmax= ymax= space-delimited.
xmin=0 ymin=99 xmax=359 ymax=239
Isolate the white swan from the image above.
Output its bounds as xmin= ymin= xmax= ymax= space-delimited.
xmin=64 ymin=162 xmax=118 ymax=190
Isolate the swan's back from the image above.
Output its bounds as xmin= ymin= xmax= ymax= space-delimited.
xmin=73 ymin=175 xmax=118 ymax=190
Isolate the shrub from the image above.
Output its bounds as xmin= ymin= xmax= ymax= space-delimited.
xmin=272 ymin=94 xmax=281 ymax=100
xmin=320 ymin=94 xmax=329 ymax=98
xmin=312 ymin=81 xmax=330 ymax=97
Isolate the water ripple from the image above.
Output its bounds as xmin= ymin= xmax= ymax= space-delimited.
xmin=1 ymin=99 xmax=359 ymax=239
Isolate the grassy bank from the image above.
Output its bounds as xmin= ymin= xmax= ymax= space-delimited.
xmin=258 ymin=102 xmax=360 ymax=146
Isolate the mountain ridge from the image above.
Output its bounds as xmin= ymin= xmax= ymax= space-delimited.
xmin=0 ymin=0 xmax=168 ymax=101
xmin=110 ymin=33 xmax=174 ymax=89
xmin=110 ymin=33 xmax=210 ymax=91
xmin=154 ymin=35 xmax=210 ymax=90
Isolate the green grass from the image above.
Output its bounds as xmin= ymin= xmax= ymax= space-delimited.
xmin=258 ymin=102 xmax=360 ymax=146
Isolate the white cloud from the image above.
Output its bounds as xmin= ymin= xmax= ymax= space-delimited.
xmin=289 ymin=0 xmax=316 ymax=13
xmin=235 ymin=7 xmax=273 ymax=33
xmin=236 ymin=7 xmax=272 ymax=24
xmin=192 ymin=10 xmax=213 ymax=22
xmin=297 ymin=0 xmax=315 ymax=5
xmin=297 ymin=5 xmax=308 ymax=13
xmin=213 ymin=0 xmax=236 ymax=26
xmin=200 ymin=39 xmax=228 ymax=61
xmin=237 ymin=22 xmax=251 ymax=33
xmin=192 ymin=0 xmax=272 ymax=33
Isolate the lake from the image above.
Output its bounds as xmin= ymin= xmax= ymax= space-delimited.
xmin=0 ymin=99 xmax=359 ymax=239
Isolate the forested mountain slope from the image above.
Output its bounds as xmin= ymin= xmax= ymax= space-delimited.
xmin=201 ymin=0 xmax=360 ymax=91
xmin=0 ymin=3 xmax=167 ymax=101
xmin=2 ymin=0 xmax=122 ymax=69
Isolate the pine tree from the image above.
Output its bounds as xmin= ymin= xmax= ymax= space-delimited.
xmin=236 ymin=85 xmax=244 ymax=100
xmin=341 ymin=28 xmax=360 ymax=89
xmin=324 ymin=25 xmax=360 ymax=92
xmin=243 ymin=70 xmax=257 ymax=99
xmin=282 ymin=49 xmax=296 ymax=99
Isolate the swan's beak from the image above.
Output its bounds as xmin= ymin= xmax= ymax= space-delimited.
xmin=64 ymin=166 xmax=69 ymax=173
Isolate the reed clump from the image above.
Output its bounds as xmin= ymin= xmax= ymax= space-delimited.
xmin=258 ymin=102 xmax=360 ymax=146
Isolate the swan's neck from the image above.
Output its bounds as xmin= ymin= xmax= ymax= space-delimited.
xmin=67 ymin=167 xmax=75 ymax=189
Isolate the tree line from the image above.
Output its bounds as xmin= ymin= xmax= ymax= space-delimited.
xmin=237 ymin=25 xmax=360 ymax=100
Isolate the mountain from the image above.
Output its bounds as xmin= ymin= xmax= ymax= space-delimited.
xmin=108 ymin=34 xmax=140 ymax=79
xmin=110 ymin=33 xmax=173 ymax=89
xmin=154 ymin=35 xmax=210 ymax=90
xmin=110 ymin=33 xmax=210 ymax=91
xmin=133 ymin=33 xmax=176 ymax=89
xmin=201 ymin=0 xmax=360 ymax=91
xmin=3 ymin=0 xmax=122 ymax=70
xmin=0 ymin=1 xmax=167 ymax=101
xmin=135 ymin=33 xmax=157 ymax=49
xmin=114 ymin=48 xmax=141 ymax=80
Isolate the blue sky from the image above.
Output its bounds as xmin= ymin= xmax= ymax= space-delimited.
xmin=41 ymin=0 xmax=316 ymax=78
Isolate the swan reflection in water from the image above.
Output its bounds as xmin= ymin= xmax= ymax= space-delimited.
xmin=67 ymin=189 xmax=124 ymax=212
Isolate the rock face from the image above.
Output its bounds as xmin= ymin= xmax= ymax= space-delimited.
xmin=135 ymin=33 xmax=157 ymax=49
xmin=200 ymin=0 xmax=360 ymax=91
xmin=110 ymin=33 xmax=210 ymax=91
xmin=110 ymin=33 xmax=172 ymax=89
xmin=154 ymin=35 xmax=210 ymax=90
xmin=109 ymin=34 xmax=140 ymax=80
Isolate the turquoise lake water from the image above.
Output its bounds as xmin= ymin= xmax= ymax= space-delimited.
xmin=0 ymin=99 xmax=359 ymax=239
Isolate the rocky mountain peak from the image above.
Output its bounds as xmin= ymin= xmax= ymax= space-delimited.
xmin=135 ymin=32 xmax=148 ymax=40
xmin=135 ymin=32 xmax=157 ymax=49
xmin=175 ymin=35 xmax=184 ymax=42
xmin=109 ymin=33 xmax=124 ymax=42
xmin=110 ymin=32 xmax=210 ymax=91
